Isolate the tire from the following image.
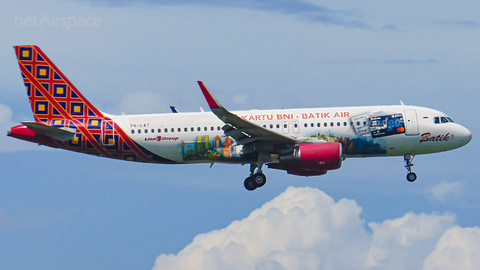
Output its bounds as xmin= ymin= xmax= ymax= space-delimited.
xmin=407 ymin=172 xmax=417 ymax=182
xmin=253 ymin=173 xmax=267 ymax=187
xmin=244 ymin=177 xmax=256 ymax=191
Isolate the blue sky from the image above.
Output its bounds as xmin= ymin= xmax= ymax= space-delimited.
xmin=0 ymin=0 xmax=479 ymax=269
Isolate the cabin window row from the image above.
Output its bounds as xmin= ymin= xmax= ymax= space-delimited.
xmin=262 ymin=122 xmax=351 ymax=129
xmin=131 ymin=126 xmax=222 ymax=134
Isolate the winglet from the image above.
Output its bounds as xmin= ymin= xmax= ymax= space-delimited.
xmin=170 ymin=106 xmax=179 ymax=113
xmin=197 ymin=81 xmax=222 ymax=109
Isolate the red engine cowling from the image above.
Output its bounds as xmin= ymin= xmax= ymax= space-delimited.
xmin=280 ymin=142 xmax=343 ymax=172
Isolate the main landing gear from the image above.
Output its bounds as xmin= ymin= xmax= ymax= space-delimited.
xmin=404 ymin=155 xmax=417 ymax=182
xmin=244 ymin=163 xmax=267 ymax=191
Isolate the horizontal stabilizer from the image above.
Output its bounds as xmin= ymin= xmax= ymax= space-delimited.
xmin=22 ymin=121 xmax=76 ymax=141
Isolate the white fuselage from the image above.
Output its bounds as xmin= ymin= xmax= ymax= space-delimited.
xmin=111 ymin=105 xmax=471 ymax=164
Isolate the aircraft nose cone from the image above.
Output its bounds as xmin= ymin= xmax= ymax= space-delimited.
xmin=457 ymin=125 xmax=472 ymax=146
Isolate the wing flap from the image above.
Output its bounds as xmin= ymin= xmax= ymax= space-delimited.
xmin=22 ymin=121 xmax=76 ymax=141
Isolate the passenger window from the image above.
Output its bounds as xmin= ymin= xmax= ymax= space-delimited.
xmin=284 ymin=124 xmax=287 ymax=128
xmin=204 ymin=127 xmax=207 ymax=131
xmin=343 ymin=122 xmax=347 ymax=126
xmin=191 ymin=127 xmax=194 ymax=132
xmin=158 ymin=129 xmax=161 ymax=133
xmin=145 ymin=129 xmax=148 ymax=133
xmin=311 ymin=123 xmax=314 ymax=127
xmin=164 ymin=128 xmax=168 ymax=133
xmin=184 ymin=127 xmax=188 ymax=132
xmin=131 ymin=130 xmax=135 ymax=134
xmin=211 ymin=127 xmax=214 ymax=131
xmin=337 ymin=122 xmax=340 ymax=126
xmin=276 ymin=124 xmax=280 ymax=128
xmin=217 ymin=126 xmax=221 ymax=131
xmin=263 ymin=125 xmax=266 ymax=128
xmin=138 ymin=129 xmax=141 ymax=134
xmin=178 ymin=128 xmax=181 ymax=132
xmin=330 ymin=122 xmax=334 ymax=127
xmin=317 ymin=123 xmax=321 ymax=127
xmin=303 ymin=123 xmax=307 ymax=128
xmin=270 ymin=124 xmax=273 ymax=129
xmin=151 ymin=129 xmax=154 ymax=133
xmin=324 ymin=123 xmax=327 ymax=127
xmin=197 ymin=127 xmax=201 ymax=131
xmin=171 ymin=128 xmax=174 ymax=132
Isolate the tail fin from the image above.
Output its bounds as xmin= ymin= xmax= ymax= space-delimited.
xmin=14 ymin=45 xmax=104 ymax=125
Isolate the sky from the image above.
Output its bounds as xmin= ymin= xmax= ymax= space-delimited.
xmin=0 ymin=0 xmax=479 ymax=269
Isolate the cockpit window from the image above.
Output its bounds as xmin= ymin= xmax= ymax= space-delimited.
xmin=434 ymin=116 xmax=454 ymax=124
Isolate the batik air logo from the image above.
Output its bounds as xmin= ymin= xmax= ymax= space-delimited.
xmin=145 ymin=136 xmax=179 ymax=142
xmin=420 ymin=132 xmax=450 ymax=143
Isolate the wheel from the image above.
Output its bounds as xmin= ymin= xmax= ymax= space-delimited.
xmin=407 ymin=172 xmax=417 ymax=182
xmin=244 ymin=177 xmax=256 ymax=191
xmin=253 ymin=173 xmax=267 ymax=187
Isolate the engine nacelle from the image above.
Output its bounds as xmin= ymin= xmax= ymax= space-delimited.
xmin=280 ymin=142 xmax=343 ymax=171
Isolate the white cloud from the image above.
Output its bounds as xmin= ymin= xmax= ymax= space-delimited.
xmin=107 ymin=92 xmax=166 ymax=115
xmin=0 ymin=103 xmax=13 ymax=124
xmin=367 ymin=212 xmax=455 ymax=269
xmin=231 ymin=94 xmax=247 ymax=105
xmin=152 ymin=187 xmax=461 ymax=270
xmin=422 ymin=226 xmax=480 ymax=270
xmin=0 ymin=103 xmax=41 ymax=153
xmin=426 ymin=181 xmax=463 ymax=203
xmin=0 ymin=207 xmax=64 ymax=230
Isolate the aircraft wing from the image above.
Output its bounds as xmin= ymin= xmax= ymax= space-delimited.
xmin=198 ymin=81 xmax=296 ymax=153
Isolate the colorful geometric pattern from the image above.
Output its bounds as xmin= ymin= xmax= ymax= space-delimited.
xmin=14 ymin=45 xmax=175 ymax=164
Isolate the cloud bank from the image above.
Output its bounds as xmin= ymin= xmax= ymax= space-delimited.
xmin=153 ymin=187 xmax=479 ymax=270
xmin=75 ymin=0 xmax=366 ymax=27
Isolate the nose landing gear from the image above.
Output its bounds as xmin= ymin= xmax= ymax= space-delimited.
xmin=404 ymin=155 xmax=417 ymax=182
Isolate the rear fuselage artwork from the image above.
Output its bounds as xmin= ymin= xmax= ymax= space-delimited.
xmin=8 ymin=45 xmax=472 ymax=190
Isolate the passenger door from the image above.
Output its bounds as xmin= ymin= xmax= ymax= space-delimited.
xmin=404 ymin=110 xmax=419 ymax=135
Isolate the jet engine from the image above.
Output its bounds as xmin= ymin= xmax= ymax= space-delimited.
xmin=273 ymin=142 xmax=342 ymax=176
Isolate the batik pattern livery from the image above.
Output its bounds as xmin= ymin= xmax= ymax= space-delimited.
xmin=14 ymin=45 xmax=174 ymax=164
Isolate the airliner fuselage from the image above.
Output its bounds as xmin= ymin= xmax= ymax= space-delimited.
xmin=120 ymin=105 xmax=470 ymax=164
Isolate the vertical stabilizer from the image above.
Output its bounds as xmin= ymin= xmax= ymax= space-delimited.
xmin=14 ymin=45 xmax=104 ymax=125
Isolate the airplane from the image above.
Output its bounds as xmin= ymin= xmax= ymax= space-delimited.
xmin=8 ymin=45 xmax=472 ymax=190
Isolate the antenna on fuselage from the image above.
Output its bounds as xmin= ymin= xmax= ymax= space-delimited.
xmin=400 ymin=100 xmax=405 ymax=106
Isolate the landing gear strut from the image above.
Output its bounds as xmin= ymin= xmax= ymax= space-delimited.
xmin=404 ymin=155 xmax=417 ymax=182
xmin=244 ymin=163 xmax=267 ymax=191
